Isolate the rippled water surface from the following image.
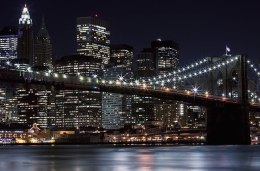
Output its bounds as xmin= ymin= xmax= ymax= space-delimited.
xmin=0 ymin=145 xmax=260 ymax=171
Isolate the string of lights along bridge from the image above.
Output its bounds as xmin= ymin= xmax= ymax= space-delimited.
xmin=2 ymin=54 xmax=260 ymax=106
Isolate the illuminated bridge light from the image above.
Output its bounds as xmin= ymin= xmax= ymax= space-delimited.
xmin=63 ymin=74 xmax=67 ymax=79
xmin=235 ymin=57 xmax=238 ymax=60
xmin=54 ymin=73 xmax=58 ymax=78
xmin=101 ymin=80 xmax=105 ymax=84
xmin=45 ymin=72 xmax=49 ymax=77
xmin=116 ymin=81 xmax=121 ymax=85
xmin=79 ymin=76 xmax=84 ymax=81
xmin=118 ymin=76 xmax=124 ymax=81
xmin=247 ymin=60 xmax=250 ymax=63
xmin=205 ymin=91 xmax=209 ymax=97
xmin=109 ymin=80 xmax=113 ymax=84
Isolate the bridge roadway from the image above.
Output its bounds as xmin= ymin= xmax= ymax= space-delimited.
xmin=0 ymin=69 xmax=239 ymax=106
xmin=0 ymin=68 xmax=259 ymax=111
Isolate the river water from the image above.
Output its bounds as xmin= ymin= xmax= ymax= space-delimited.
xmin=0 ymin=145 xmax=260 ymax=171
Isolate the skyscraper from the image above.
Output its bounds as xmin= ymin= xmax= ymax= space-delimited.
xmin=34 ymin=17 xmax=53 ymax=70
xmin=151 ymin=39 xmax=179 ymax=75
xmin=75 ymin=16 xmax=110 ymax=128
xmin=133 ymin=39 xmax=180 ymax=124
xmin=17 ymin=4 xmax=33 ymax=65
xmin=102 ymin=44 xmax=133 ymax=129
xmin=55 ymin=55 xmax=102 ymax=128
xmin=76 ymin=16 xmax=110 ymax=69
xmin=132 ymin=48 xmax=156 ymax=123
xmin=0 ymin=26 xmax=18 ymax=61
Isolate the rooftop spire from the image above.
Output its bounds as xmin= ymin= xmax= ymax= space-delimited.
xmin=37 ymin=16 xmax=50 ymax=38
xmin=19 ymin=3 xmax=32 ymax=26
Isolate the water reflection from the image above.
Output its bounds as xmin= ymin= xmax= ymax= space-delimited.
xmin=0 ymin=145 xmax=260 ymax=171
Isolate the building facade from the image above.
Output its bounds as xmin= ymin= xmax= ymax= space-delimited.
xmin=133 ymin=39 xmax=180 ymax=125
xmin=76 ymin=17 xmax=110 ymax=69
xmin=0 ymin=26 xmax=18 ymax=61
xmin=54 ymin=55 xmax=102 ymax=128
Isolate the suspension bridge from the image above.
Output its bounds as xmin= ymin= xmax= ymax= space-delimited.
xmin=1 ymin=54 xmax=260 ymax=145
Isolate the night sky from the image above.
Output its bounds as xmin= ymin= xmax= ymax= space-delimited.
xmin=1 ymin=0 xmax=260 ymax=64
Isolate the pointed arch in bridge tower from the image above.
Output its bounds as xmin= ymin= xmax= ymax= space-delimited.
xmin=230 ymin=70 xmax=239 ymax=99
xmin=206 ymin=55 xmax=250 ymax=145
xmin=216 ymin=71 xmax=224 ymax=96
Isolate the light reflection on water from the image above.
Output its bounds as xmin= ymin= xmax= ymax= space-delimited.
xmin=0 ymin=145 xmax=260 ymax=171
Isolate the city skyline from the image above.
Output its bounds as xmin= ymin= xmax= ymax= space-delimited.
xmin=1 ymin=0 xmax=260 ymax=64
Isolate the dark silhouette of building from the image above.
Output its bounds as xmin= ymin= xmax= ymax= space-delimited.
xmin=33 ymin=17 xmax=53 ymax=70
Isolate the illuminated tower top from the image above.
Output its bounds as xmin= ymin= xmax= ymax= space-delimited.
xmin=19 ymin=4 xmax=32 ymax=26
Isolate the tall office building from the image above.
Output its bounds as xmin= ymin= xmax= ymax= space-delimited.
xmin=55 ymin=55 xmax=102 ymax=128
xmin=75 ymin=16 xmax=109 ymax=128
xmin=102 ymin=45 xmax=133 ymax=129
xmin=132 ymin=48 xmax=156 ymax=123
xmin=152 ymin=39 xmax=179 ymax=75
xmin=34 ymin=17 xmax=53 ymax=70
xmin=76 ymin=16 xmax=110 ymax=69
xmin=0 ymin=26 xmax=18 ymax=61
xmin=133 ymin=39 xmax=180 ymax=124
xmin=102 ymin=67 xmax=131 ymax=129
xmin=17 ymin=4 xmax=33 ymax=65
